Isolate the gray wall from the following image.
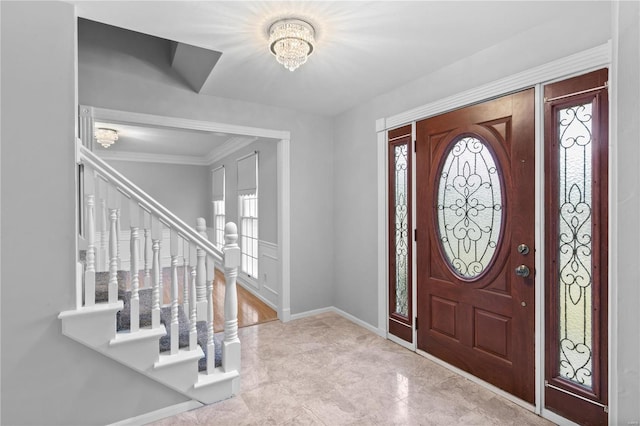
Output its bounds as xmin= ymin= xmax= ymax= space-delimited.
xmin=1 ymin=2 xmax=190 ymax=425
xmin=331 ymin=1 xmax=612 ymax=332
xmin=613 ymin=1 xmax=640 ymax=423
xmin=106 ymin=160 xmax=210 ymax=226
xmin=331 ymin=1 xmax=640 ymax=423
xmin=78 ymin=13 xmax=334 ymax=316
xmin=209 ymin=139 xmax=278 ymax=245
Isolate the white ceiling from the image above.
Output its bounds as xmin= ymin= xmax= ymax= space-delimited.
xmin=70 ymin=1 xmax=612 ymax=116
xmin=93 ymin=120 xmax=261 ymax=165
xmin=94 ymin=122 xmax=229 ymax=157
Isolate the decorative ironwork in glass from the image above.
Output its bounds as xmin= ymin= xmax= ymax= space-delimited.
xmin=436 ymin=136 xmax=503 ymax=279
xmin=557 ymin=102 xmax=594 ymax=388
xmin=393 ymin=144 xmax=409 ymax=317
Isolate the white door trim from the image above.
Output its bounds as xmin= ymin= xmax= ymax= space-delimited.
xmin=377 ymin=42 xmax=611 ymax=422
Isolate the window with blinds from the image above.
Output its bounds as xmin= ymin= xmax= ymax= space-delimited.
xmin=211 ymin=166 xmax=225 ymax=248
xmin=237 ymin=152 xmax=258 ymax=277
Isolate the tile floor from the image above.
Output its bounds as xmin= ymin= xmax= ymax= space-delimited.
xmin=151 ymin=312 xmax=554 ymax=425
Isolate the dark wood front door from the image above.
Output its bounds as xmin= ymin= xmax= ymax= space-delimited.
xmin=416 ymin=89 xmax=535 ymax=402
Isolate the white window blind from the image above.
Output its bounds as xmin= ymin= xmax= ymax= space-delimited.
xmin=237 ymin=152 xmax=258 ymax=196
xmin=212 ymin=166 xmax=225 ymax=201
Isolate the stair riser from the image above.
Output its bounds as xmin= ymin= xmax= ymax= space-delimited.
xmin=60 ymin=308 xmax=120 ymax=348
xmin=153 ymin=362 xmax=200 ymax=392
xmin=108 ymin=340 xmax=161 ymax=371
xmin=191 ymin=376 xmax=238 ymax=404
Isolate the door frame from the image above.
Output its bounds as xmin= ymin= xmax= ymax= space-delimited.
xmin=376 ymin=42 xmax=611 ymax=423
xmin=79 ymin=105 xmax=293 ymax=322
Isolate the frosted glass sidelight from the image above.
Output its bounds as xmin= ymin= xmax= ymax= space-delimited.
xmin=436 ymin=136 xmax=503 ymax=279
xmin=557 ymin=103 xmax=593 ymax=388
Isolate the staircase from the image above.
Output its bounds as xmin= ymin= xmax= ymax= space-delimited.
xmin=59 ymin=139 xmax=241 ymax=405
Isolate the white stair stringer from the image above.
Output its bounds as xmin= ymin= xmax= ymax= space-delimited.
xmin=58 ymin=304 xmax=238 ymax=405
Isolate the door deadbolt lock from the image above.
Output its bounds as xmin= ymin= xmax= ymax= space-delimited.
xmin=517 ymin=244 xmax=530 ymax=255
xmin=515 ymin=265 xmax=531 ymax=278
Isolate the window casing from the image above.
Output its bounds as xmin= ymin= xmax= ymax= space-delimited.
xmin=213 ymin=200 xmax=225 ymax=249
xmin=239 ymin=194 xmax=258 ymax=277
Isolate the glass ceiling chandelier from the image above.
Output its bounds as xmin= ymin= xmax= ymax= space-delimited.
xmin=268 ymin=18 xmax=315 ymax=72
xmin=94 ymin=128 xmax=119 ymax=148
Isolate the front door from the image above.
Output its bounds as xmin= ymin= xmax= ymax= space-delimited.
xmin=416 ymin=89 xmax=535 ymax=402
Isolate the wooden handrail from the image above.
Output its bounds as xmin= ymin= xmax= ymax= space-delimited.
xmin=77 ymin=142 xmax=223 ymax=263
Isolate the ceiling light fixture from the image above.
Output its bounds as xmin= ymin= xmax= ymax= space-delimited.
xmin=95 ymin=128 xmax=119 ymax=148
xmin=268 ymin=18 xmax=315 ymax=72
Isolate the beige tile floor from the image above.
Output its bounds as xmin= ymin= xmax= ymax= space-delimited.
xmin=151 ymin=312 xmax=554 ymax=425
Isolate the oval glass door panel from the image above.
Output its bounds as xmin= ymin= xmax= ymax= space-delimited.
xmin=436 ymin=136 xmax=504 ymax=279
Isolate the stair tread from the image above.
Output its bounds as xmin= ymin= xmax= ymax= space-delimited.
xmin=154 ymin=347 xmax=205 ymax=369
xmin=110 ymin=325 xmax=167 ymax=346
xmin=58 ymin=301 xmax=124 ymax=318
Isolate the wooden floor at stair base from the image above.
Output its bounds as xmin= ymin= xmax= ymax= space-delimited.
xmin=160 ymin=268 xmax=278 ymax=332
xmin=212 ymin=269 xmax=278 ymax=332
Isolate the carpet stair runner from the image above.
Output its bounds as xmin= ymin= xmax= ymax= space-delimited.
xmin=95 ymin=271 xmax=222 ymax=371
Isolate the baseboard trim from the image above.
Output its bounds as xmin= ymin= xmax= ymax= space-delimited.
xmin=107 ymin=400 xmax=203 ymax=426
xmin=290 ymin=306 xmax=386 ymax=338
xmin=289 ymin=307 xmax=334 ymax=321
xmin=236 ymin=276 xmax=277 ymax=311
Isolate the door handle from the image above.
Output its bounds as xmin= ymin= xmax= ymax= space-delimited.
xmin=515 ymin=265 xmax=531 ymax=278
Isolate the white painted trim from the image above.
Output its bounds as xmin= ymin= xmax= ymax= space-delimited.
xmin=106 ymin=400 xmax=203 ymax=426
xmin=290 ymin=306 xmax=386 ymax=338
xmin=259 ymin=239 xmax=278 ymax=251
xmin=388 ymin=333 xmax=414 ymax=351
xmin=278 ymin=139 xmax=291 ymax=322
xmin=540 ymin=409 xmax=581 ymax=426
xmin=381 ymin=43 xmax=611 ymax=130
xmin=97 ymin=138 xmax=261 ymax=167
xmin=98 ymin=150 xmax=211 ymax=166
xmin=206 ymin=136 xmax=258 ymax=165
xmin=79 ymin=105 xmax=292 ymax=327
xmin=608 ymin=6 xmax=620 ymax=425
xmin=290 ymin=306 xmax=334 ymax=321
xmin=236 ymin=275 xmax=277 ymax=311
xmin=376 ymin=42 xmax=613 ymax=424
xmin=332 ymin=307 xmax=386 ymax=337
xmin=417 ymin=349 xmax=537 ymax=414
xmin=84 ymin=105 xmax=290 ymax=140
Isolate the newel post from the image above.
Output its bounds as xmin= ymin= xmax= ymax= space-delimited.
xmin=222 ymin=222 xmax=241 ymax=374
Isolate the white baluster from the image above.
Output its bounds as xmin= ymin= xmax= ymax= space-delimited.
xmin=129 ymin=199 xmax=141 ymax=332
xmin=116 ymin=208 xmax=121 ymax=270
xmin=144 ymin=211 xmax=152 ymax=288
xmin=151 ymin=216 xmax=162 ymax=329
xmin=222 ymin=222 xmax=241 ymax=374
xmin=98 ymin=179 xmax=108 ymax=272
xmin=183 ymin=239 xmax=189 ymax=315
xmin=170 ymin=229 xmax=179 ymax=355
xmin=84 ymin=177 xmax=96 ymax=306
xmin=196 ymin=217 xmax=208 ymax=321
xmin=108 ymin=208 xmax=119 ymax=304
xmin=206 ymin=258 xmax=215 ymax=374
xmin=189 ymin=244 xmax=198 ymax=351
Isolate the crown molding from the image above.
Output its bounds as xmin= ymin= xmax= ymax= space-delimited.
xmin=98 ymin=150 xmax=211 ymax=166
xmin=85 ymin=105 xmax=290 ymax=140
xmin=205 ymin=136 xmax=259 ymax=165
xmin=382 ymin=42 xmax=611 ymax=130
